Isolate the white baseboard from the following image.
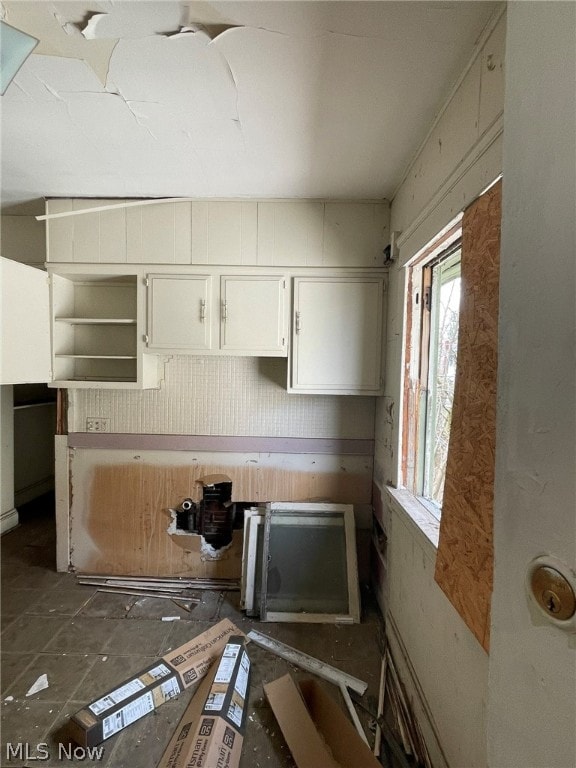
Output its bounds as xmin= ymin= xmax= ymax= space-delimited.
xmin=0 ymin=508 xmax=19 ymax=535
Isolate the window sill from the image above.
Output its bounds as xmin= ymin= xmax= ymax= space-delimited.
xmin=385 ymin=486 xmax=440 ymax=554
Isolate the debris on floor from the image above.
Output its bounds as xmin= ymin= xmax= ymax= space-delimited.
xmin=264 ymin=674 xmax=380 ymax=768
xmin=158 ymin=635 xmax=250 ymax=768
xmin=68 ymin=619 xmax=240 ymax=747
xmin=77 ymin=574 xmax=241 ymax=591
xmin=25 ymin=673 xmax=49 ymax=697
xmin=367 ymin=636 xmax=433 ymax=768
xmin=1 ymin=499 xmax=390 ymax=767
xmin=247 ymin=629 xmax=367 ymax=695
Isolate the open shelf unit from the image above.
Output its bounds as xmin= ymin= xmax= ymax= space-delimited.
xmin=50 ymin=271 xmax=157 ymax=388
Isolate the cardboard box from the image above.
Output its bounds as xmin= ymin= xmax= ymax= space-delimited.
xmin=264 ymin=674 xmax=381 ymax=768
xmin=158 ymin=636 xmax=251 ymax=768
xmin=69 ymin=619 xmax=242 ymax=748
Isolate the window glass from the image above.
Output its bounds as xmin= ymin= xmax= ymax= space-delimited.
xmin=422 ymin=250 xmax=461 ymax=511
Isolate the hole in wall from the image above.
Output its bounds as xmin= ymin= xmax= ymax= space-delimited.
xmin=168 ymin=479 xmax=253 ymax=551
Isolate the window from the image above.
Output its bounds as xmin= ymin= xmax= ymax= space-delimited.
xmin=402 ymin=223 xmax=462 ymax=518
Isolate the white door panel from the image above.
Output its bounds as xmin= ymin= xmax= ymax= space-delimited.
xmin=220 ymin=275 xmax=286 ymax=354
xmin=147 ymin=275 xmax=212 ymax=350
xmin=0 ymin=258 xmax=50 ymax=384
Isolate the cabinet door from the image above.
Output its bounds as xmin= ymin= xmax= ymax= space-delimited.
xmin=0 ymin=258 xmax=51 ymax=384
xmin=147 ymin=274 xmax=212 ymax=350
xmin=220 ymin=276 xmax=287 ymax=355
xmin=291 ymin=277 xmax=384 ymax=394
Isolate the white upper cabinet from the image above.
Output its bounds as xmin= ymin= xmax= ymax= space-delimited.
xmin=220 ymin=275 xmax=286 ymax=354
xmin=146 ymin=271 xmax=288 ymax=357
xmin=290 ymin=276 xmax=385 ymax=395
xmin=0 ymin=259 xmax=159 ymax=389
xmin=147 ymin=274 xmax=212 ymax=351
xmin=46 ymin=199 xmax=390 ymax=268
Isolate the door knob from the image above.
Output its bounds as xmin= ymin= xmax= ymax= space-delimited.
xmin=530 ymin=565 xmax=576 ymax=621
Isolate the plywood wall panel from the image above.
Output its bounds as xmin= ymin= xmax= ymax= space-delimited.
xmin=71 ymin=455 xmax=372 ymax=575
xmin=434 ymin=180 xmax=501 ymax=652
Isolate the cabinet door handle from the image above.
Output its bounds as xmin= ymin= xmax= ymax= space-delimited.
xmin=200 ymin=299 xmax=206 ymax=322
xmin=222 ymin=300 xmax=228 ymax=321
xmin=295 ymin=311 xmax=301 ymax=333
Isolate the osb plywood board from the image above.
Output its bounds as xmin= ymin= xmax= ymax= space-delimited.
xmin=70 ymin=452 xmax=372 ymax=576
xmin=434 ymin=180 xmax=501 ymax=652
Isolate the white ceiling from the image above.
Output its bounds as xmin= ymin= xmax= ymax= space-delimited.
xmin=0 ymin=1 xmax=497 ymax=211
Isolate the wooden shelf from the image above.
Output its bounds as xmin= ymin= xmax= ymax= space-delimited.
xmin=53 ymin=377 xmax=136 ymax=383
xmin=55 ymin=318 xmax=136 ymax=325
xmin=55 ymin=354 xmax=137 ymax=360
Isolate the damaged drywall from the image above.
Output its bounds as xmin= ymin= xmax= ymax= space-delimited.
xmin=80 ymin=2 xmax=186 ymax=40
xmin=166 ymin=508 xmax=235 ymax=562
xmin=2 ymin=1 xmax=117 ymax=85
xmin=1 ymin=1 xmax=498 ymax=207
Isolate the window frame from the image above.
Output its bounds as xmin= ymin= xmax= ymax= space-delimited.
xmin=401 ymin=220 xmax=462 ymax=516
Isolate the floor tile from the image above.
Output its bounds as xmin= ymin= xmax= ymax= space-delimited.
xmin=102 ymin=619 xmax=170 ymax=656
xmin=0 ymin=699 xmax=64 ymax=767
xmin=1 ymin=566 xmax=65 ymax=591
xmin=0 ymin=652 xmax=38 ymax=692
xmin=182 ymin=589 xmax=223 ymax=620
xmin=1 ymin=614 xmax=17 ymax=633
xmin=44 ymin=618 xmax=120 ymax=655
xmin=216 ymin=590 xmax=244 ymax=620
xmin=78 ymin=592 xmax=136 ymax=619
xmin=25 ymin=589 xmax=95 ymax=617
xmin=1 ymin=588 xmax=42 ymax=617
xmin=159 ymin=620 xmax=214 ymax=655
xmin=124 ymin=594 xmax=196 ymax=620
xmin=1 ymin=615 xmax=68 ymax=653
xmin=5 ymin=653 xmax=98 ymax=703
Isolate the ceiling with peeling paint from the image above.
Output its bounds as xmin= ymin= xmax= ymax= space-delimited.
xmin=0 ymin=1 xmax=498 ymax=211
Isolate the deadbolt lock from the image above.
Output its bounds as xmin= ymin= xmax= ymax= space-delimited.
xmin=530 ymin=565 xmax=576 ymax=620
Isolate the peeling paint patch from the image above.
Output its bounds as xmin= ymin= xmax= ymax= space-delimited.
xmin=4 ymin=2 xmax=117 ymax=85
xmin=169 ymin=24 xmax=242 ymax=43
xmin=79 ymin=2 xmax=186 ymax=40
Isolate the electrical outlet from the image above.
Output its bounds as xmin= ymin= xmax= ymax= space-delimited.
xmin=86 ymin=417 xmax=110 ymax=433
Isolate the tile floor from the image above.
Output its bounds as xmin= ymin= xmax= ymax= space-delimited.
xmin=1 ymin=495 xmax=385 ymax=768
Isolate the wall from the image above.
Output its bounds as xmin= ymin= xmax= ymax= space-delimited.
xmin=45 ymin=199 xmax=389 ymax=267
xmin=0 ymin=386 xmax=17 ymax=533
xmin=488 ymin=4 xmax=576 ymax=766
xmin=373 ymin=8 xmax=506 ymax=767
xmin=0 ymin=212 xmax=54 ymax=520
xmin=14 ymin=401 xmax=56 ymax=506
xmin=54 ymin=200 xmax=387 ymax=573
xmin=70 ymin=355 xmax=375 ymax=438
xmin=0 ymin=210 xmax=46 ymax=266
xmin=68 ymin=354 xmax=376 ymax=575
